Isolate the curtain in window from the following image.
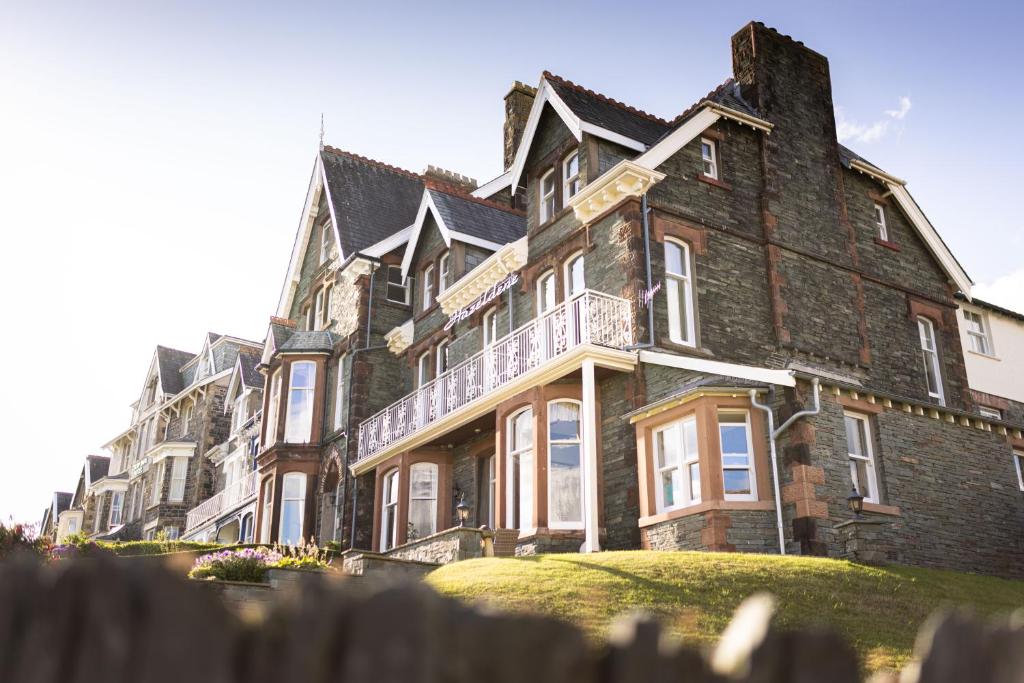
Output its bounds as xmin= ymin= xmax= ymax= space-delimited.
xmin=548 ymin=401 xmax=582 ymax=527
xmin=408 ymin=462 xmax=438 ymax=540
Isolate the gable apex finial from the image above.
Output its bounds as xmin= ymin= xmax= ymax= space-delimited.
xmin=319 ymin=113 xmax=325 ymax=151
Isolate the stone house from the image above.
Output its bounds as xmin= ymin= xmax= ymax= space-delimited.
xmin=253 ymin=21 xmax=1024 ymax=578
xmin=39 ymin=492 xmax=71 ymax=541
xmin=53 ymin=455 xmax=108 ymax=543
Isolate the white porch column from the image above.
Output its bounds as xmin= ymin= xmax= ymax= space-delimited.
xmin=581 ymin=358 xmax=600 ymax=552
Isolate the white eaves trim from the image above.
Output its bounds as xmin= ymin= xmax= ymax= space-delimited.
xmin=633 ymin=108 xmax=721 ymax=170
xmin=638 ymin=350 xmax=796 ymax=388
xmin=471 ymin=170 xmax=512 ymax=199
xmin=362 ymin=225 xmax=414 ymax=258
xmin=887 ymin=183 xmax=973 ymax=297
xmin=400 ymin=190 xmax=504 ymax=279
xmin=508 ymin=78 xmax=646 ymax=192
xmin=275 ymin=153 xmax=338 ymax=318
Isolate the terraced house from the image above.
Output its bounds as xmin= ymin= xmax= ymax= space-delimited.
xmin=253 ymin=21 xmax=1024 ymax=578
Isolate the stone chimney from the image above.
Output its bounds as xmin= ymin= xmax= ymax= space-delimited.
xmin=422 ymin=165 xmax=477 ymax=193
xmin=504 ymin=81 xmax=536 ymax=170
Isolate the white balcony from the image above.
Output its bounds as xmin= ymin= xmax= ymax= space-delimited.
xmin=355 ymin=289 xmax=636 ymax=471
xmin=184 ymin=470 xmax=259 ymax=534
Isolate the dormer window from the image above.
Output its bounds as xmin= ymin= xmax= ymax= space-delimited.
xmin=319 ymin=224 xmax=330 ymax=264
xmin=700 ymin=138 xmax=718 ymax=180
xmin=386 ymin=265 xmax=410 ymax=304
xmin=874 ymin=204 xmax=889 ymax=241
xmin=422 ymin=264 xmax=435 ymax=310
xmin=563 ymin=150 xmax=580 ymax=201
xmin=438 ymin=252 xmax=450 ymax=295
xmin=539 ymin=169 xmax=556 ymax=223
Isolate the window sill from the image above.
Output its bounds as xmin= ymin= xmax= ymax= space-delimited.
xmin=966 ymin=349 xmax=1000 ymax=361
xmin=861 ymin=502 xmax=901 ymax=517
xmin=639 ymin=500 xmax=774 ymax=528
xmin=533 ymin=205 xmax=575 ymax=234
xmin=874 ymin=237 xmax=901 ymax=252
xmin=657 ymin=339 xmax=715 ymax=358
xmin=697 ymin=174 xmax=732 ymax=191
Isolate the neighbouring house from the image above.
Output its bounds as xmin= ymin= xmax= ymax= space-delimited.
xmin=39 ymin=492 xmax=72 ymax=541
xmin=54 ymin=455 xmax=109 ymax=543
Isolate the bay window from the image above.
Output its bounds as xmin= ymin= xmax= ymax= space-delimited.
xmin=284 ymin=361 xmax=316 ymax=443
xmin=151 ymin=460 xmax=165 ymax=505
xmin=547 ymin=401 xmax=583 ymax=528
xmin=719 ymin=412 xmax=756 ymax=501
xmin=265 ymin=370 xmax=281 ymax=446
xmin=169 ymin=457 xmax=187 ymax=502
xmin=653 ymin=415 xmax=700 ymax=512
xmin=408 ymin=462 xmax=438 ymax=540
xmin=507 ymin=408 xmax=534 ymax=529
xmin=844 ymin=412 xmax=879 ymax=503
xmin=539 ymin=169 xmax=556 ymax=223
xmin=563 ymin=150 xmax=580 ymax=200
xmin=917 ymin=317 xmax=944 ymax=404
xmin=333 ymin=361 xmax=345 ymax=430
xmin=380 ymin=468 xmax=400 ymax=551
xmin=665 ymin=239 xmax=695 ymax=346
xmin=278 ymin=472 xmax=306 ymax=546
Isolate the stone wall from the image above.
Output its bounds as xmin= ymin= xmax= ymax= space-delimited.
xmin=386 ymin=526 xmax=490 ymax=565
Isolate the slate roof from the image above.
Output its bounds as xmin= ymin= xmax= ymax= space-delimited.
xmin=544 ymin=72 xmax=671 ymax=147
xmin=278 ymin=330 xmax=336 ymax=354
xmin=156 ymin=346 xmax=196 ymax=394
xmin=238 ymin=350 xmax=264 ymax=388
xmin=320 ymin=147 xmax=425 ymax=256
xmin=86 ymin=455 xmax=110 ymax=485
xmin=268 ymin=322 xmax=295 ymax=352
xmin=428 ymin=188 xmax=526 ymax=246
xmin=624 ymin=374 xmax=768 ymax=420
xmin=53 ymin=492 xmax=72 ymax=517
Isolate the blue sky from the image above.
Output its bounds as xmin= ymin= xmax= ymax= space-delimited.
xmin=1 ymin=0 xmax=1021 ymax=523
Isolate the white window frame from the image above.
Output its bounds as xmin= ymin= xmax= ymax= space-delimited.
xmin=547 ymin=399 xmax=584 ymax=530
xmin=182 ymin=401 xmax=194 ymax=437
xmin=408 ymin=462 xmax=439 ymax=540
xmin=278 ymin=472 xmax=306 ymax=546
xmin=978 ymin=406 xmax=1002 ymax=420
xmin=438 ymin=252 xmax=450 ymax=295
xmin=232 ymin=391 xmax=247 ymax=434
xmin=718 ymin=411 xmax=758 ymax=502
xmin=653 ymin=415 xmax=701 ymax=513
xmin=964 ymin=310 xmax=993 ymax=356
xmin=109 ymin=491 xmax=124 ymax=526
xmin=163 ymin=526 xmax=180 ymax=541
xmin=539 ymin=168 xmax=556 ymax=223
xmin=536 ymin=270 xmax=556 ymax=316
xmin=435 ymin=340 xmax=449 ymax=376
xmin=563 ymin=150 xmax=580 ymax=201
xmin=169 ymin=456 xmax=187 ymax=502
xmin=1014 ymin=450 xmax=1024 ymax=492
xmin=700 ymin=137 xmax=718 ymax=180
xmin=874 ymin=204 xmax=889 ymax=242
xmin=265 ymin=369 xmax=281 ymax=447
xmin=417 ymin=351 xmax=431 ymax=388
xmin=386 ymin=265 xmax=410 ymax=304
xmin=483 ymin=309 xmax=498 ymax=347
xmin=333 ymin=360 xmax=345 ymax=430
xmin=260 ymin=480 xmax=273 ymax=543
xmin=917 ymin=316 xmax=945 ymax=405
xmin=506 ymin=408 xmax=534 ymax=531
xmin=665 ymin=238 xmax=696 ymax=346
xmin=151 ymin=460 xmax=165 ymax=506
xmin=314 ymin=288 xmax=325 ymax=330
xmin=485 ymin=454 xmax=496 ymax=528
xmin=284 ymin=361 xmax=316 ymax=443
xmin=564 ymin=252 xmax=585 ymax=300
xmin=422 ymin=264 xmax=435 ymax=310
xmin=319 ymin=223 xmax=330 ymax=264
xmin=380 ymin=468 xmax=400 ymax=551
xmin=844 ymin=411 xmax=879 ymax=504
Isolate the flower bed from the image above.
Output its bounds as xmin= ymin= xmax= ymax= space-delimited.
xmin=188 ymin=543 xmax=331 ymax=583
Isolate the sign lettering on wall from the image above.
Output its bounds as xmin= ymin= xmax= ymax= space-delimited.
xmin=639 ymin=281 xmax=662 ymax=309
xmin=444 ymin=272 xmax=520 ymax=331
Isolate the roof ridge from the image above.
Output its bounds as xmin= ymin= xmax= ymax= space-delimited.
xmin=321 ymin=145 xmax=424 ymax=181
xmin=667 ymin=78 xmax=737 ymax=127
xmin=426 ymin=180 xmax=526 ymax=217
xmin=542 ymin=71 xmax=671 ymax=126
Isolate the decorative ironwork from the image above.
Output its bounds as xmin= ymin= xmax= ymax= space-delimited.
xmin=184 ymin=470 xmax=259 ymax=533
xmin=356 ymin=290 xmax=633 ymax=462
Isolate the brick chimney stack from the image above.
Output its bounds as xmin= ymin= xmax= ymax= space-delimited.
xmin=504 ymin=81 xmax=536 ymax=170
xmin=422 ymin=165 xmax=478 ymax=193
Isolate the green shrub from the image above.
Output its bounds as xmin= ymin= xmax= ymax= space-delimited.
xmin=189 ymin=547 xmax=281 ymax=582
xmin=0 ymin=520 xmax=49 ymax=561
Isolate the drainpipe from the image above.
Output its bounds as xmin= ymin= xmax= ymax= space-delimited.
xmin=625 ymin=193 xmax=655 ymax=350
xmin=749 ymin=377 xmax=820 ymax=555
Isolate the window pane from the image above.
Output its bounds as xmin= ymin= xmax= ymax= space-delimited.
xmin=852 ymin=459 xmax=872 ymax=499
xmin=291 ymin=362 xmax=315 ymax=389
xmin=542 ymin=173 xmax=555 ymax=194
xmin=689 ymin=463 xmax=701 ymax=501
xmin=568 ymin=256 xmax=585 ymax=296
xmin=656 ymin=425 xmax=680 ymax=468
xmin=283 ymin=473 xmax=304 ymax=498
xmin=549 ymin=444 xmax=581 ymax=525
xmin=661 ymin=469 xmax=679 ymax=508
xmin=408 ymin=500 xmax=436 ymax=538
xmin=549 ymin=402 xmax=580 ymax=441
xmin=279 ymin=501 xmax=302 ymax=545
xmin=719 ymin=424 xmax=748 ymax=454
xmin=683 ymin=418 xmax=698 ymax=458
xmin=410 ymin=463 xmax=437 ymax=499
xmin=844 ymin=416 xmax=865 ymax=457
xmin=665 ymin=242 xmax=684 ymax=276
xmin=723 ymin=469 xmax=752 ymax=495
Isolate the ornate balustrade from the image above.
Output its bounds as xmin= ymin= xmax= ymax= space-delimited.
xmin=184 ymin=470 xmax=259 ymax=533
xmin=357 ymin=289 xmax=633 ymax=463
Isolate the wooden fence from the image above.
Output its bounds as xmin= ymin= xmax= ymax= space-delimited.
xmin=0 ymin=556 xmax=1022 ymax=683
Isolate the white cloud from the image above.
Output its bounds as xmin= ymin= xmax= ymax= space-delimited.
xmin=973 ymin=268 xmax=1024 ymax=314
xmin=835 ymin=96 xmax=912 ymax=144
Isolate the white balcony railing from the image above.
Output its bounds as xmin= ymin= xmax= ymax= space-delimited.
xmin=184 ymin=470 xmax=259 ymax=533
xmin=357 ymin=289 xmax=633 ymax=462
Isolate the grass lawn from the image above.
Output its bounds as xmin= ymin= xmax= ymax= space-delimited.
xmin=426 ymin=551 xmax=1024 ymax=673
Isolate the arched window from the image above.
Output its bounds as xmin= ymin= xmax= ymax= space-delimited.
xmin=380 ymin=468 xmax=400 ymax=551
xmin=917 ymin=317 xmax=944 ymax=404
xmin=260 ymin=480 xmax=274 ymax=543
xmin=665 ymin=239 xmax=695 ymax=346
xmin=240 ymin=512 xmax=254 ymax=543
xmin=564 ymin=253 xmax=585 ymax=299
xmin=506 ymin=408 xmax=534 ymax=529
xmin=547 ymin=400 xmax=583 ymax=529
xmin=279 ymin=473 xmax=306 ymax=546
xmin=284 ymin=361 xmax=316 ymax=443
xmin=536 ymin=270 xmax=556 ymax=315
xmin=408 ymin=462 xmax=438 ymax=540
